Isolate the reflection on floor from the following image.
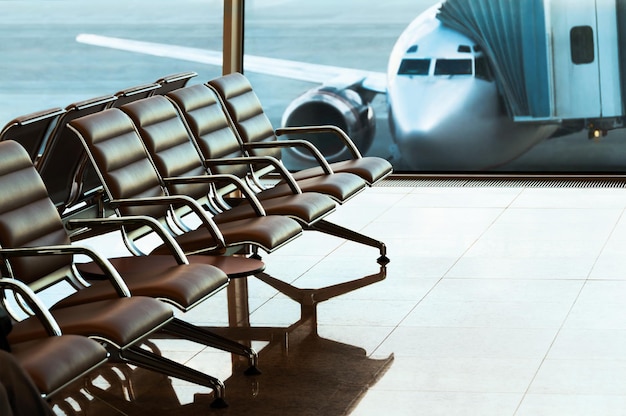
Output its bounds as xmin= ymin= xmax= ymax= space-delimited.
xmin=46 ymin=182 xmax=626 ymax=415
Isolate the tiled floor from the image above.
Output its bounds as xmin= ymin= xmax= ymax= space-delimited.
xmin=45 ymin=182 xmax=626 ymax=415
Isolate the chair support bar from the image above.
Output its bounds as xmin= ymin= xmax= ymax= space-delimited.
xmin=163 ymin=318 xmax=261 ymax=375
xmin=309 ymin=219 xmax=389 ymax=265
xmin=117 ymin=345 xmax=228 ymax=408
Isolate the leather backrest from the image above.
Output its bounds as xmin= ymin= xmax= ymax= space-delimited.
xmin=120 ymin=96 xmax=210 ymax=200
xmin=207 ymin=73 xmax=282 ymax=160
xmin=68 ymin=108 xmax=169 ymax=219
xmin=153 ymin=71 xmax=198 ymax=96
xmin=110 ymin=83 xmax=161 ymax=108
xmin=166 ymin=84 xmax=249 ymax=178
xmin=37 ymin=95 xmax=117 ymax=212
xmin=0 ymin=141 xmax=72 ymax=283
xmin=0 ymin=107 xmax=65 ymax=163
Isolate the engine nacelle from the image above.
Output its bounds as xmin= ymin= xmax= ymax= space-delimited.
xmin=280 ymin=86 xmax=376 ymax=166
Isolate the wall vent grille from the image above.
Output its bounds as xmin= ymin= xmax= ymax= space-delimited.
xmin=375 ymin=177 xmax=626 ymax=188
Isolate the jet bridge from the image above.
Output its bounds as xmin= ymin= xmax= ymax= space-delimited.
xmin=438 ymin=0 xmax=625 ymax=132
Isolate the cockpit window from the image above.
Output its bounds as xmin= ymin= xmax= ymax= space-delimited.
xmin=474 ymin=56 xmax=493 ymax=81
xmin=398 ymin=59 xmax=430 ymax=75
xmin=434 ymin=59 xmax=472 ymax=76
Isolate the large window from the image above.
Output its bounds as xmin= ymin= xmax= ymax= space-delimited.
xmin=3 ymin=0 xmax=626 ymax=173
xmin=244 ymin=1 xmax=626 ymax=173
xmin=0 ymin=0 xmax=223 ymax=122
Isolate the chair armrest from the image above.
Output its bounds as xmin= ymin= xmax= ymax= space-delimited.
xmin=163 ymin=173 xmax=267 ymax=215
xmin=275 ymin=125 xmax=362 ymax=159
xmin=203 ymin=157 xmax=302 ymax=194
xmin=66 ymin=216 xmax=188 ymax=265
xmin=0 ymin=246 xmax=130 ymax=298
xmin=0 ymin=278 xmax=62 ymax=336
xmin=242 ymin=140 xmax=335 ymax=174
xmin=111 ymin=195 xmax=226 ymax=250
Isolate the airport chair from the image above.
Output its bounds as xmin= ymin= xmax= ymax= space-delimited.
xmin=67 ymin=108 xmax=302 ymax=257
xmin=3 ymin=289 xmax=227 ymax=408
xmin=206 ymin=75 xmax=368 ymax=203
xmin=163 ymin=85 xmax=359 ymax=203
xmin=0 ymin=300 xmax=108 ymax=398
xmin=0 ymin=140 xmax=265 ymax=407
xmin=119 ymin=94 xmax=337 ymax=227
xmin=153 ymin=71 xmax=198 ymax=95
xmin=0 ymin=138 xmax=263 ymax=376
xmin=10 ymin=335 xmax=107 ymax=399
xmin=36 ymin=95 xmax=118 ymax=213
xmin=109 ymin=82 xmax=161 ymax=108
xmin=0 ymin=107 xmax=65 ymax=162
xmin=164 ymin=86 xmax=389 ymax=263
xmin=207 ymin=72 xmax=393 ymax=186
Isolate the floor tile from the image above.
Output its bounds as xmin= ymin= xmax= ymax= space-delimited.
xmin=352 ymin=391 xmax=522 ymax=416
xmin=511 ymin=188 xmax=626 ymax=209
xmin=517 ymin=394 xmax=626 ymax=416
xmin=424 ymin=279 xmax=584 ymax=303
xmin=548 ymin=329 xmax=626 ymax=360
xmin=371 ymin=356 xmax=541 ymax=393
xmin=400 ymin=186 xmax=522 ymax=208
xmin=400 ymin=299 xmax=573 ymax=329
xmin=564 ymin=301 xmax=626 ymax=329
xmin=374 ymin=327 xmax=558 ymax=359
xmin=448 ymin=256 xmax=596 ymax=279
xmin=529 ymin=359 xmax=626 ymax=395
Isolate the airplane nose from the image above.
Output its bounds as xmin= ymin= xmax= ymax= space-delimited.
xmin=388 ymin=78 xmax=556 ymax=170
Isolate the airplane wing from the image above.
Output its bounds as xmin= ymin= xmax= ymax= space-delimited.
xmin=75 ymin=34 xmax=387 ymax=93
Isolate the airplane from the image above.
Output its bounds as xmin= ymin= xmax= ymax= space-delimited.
xmin=75 ymin=1 xmax=616 ymax=171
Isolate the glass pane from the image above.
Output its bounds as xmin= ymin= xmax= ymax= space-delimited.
xmin=434 ymin=59 xmax=473 ymax=75
xmin=398 ymin=59 xmax=431 ymax=75
xmin=244 ymin=1 xmax=626 ymax=174
xmin=3 ymin=0 xmax=625 ymax=175
xmin=0 ymin=0 xmax=223 ymax=121
xmin=245 ymin=0 xmax=428 ymax=172
xmin=474 ymin=56 xmax=493 ymax=81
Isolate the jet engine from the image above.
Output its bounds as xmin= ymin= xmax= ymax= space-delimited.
xmin=280 ymin=86 xmax=376 ymax=167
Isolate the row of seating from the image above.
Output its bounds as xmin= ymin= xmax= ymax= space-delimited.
xmin=69 ymin=76 xmax=390 ymax=262
xmin=0 ymin=71 xmax=196 ymax=163
xmin=0 ymin=138 xmax=264 ymax=409
xmin=1 ymin=71 xmax=391 ymax=262
xmin=0 ymin=71 xmax=392 ymax=410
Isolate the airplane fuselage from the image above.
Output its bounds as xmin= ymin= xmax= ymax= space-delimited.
xmin=73 ymin=2 xmax=562 ymax=171
xmin=386 ymin=4 xmax=556 ymax=170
